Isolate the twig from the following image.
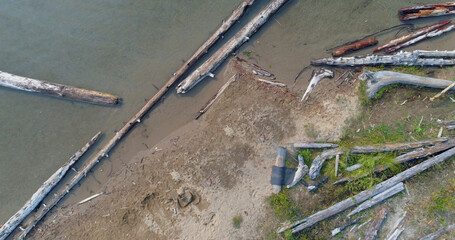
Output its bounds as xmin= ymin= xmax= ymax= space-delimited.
xmin=430 ymin=81 xmax=455 ymax=101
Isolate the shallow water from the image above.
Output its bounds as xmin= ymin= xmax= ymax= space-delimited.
xmin=1 ymin=0 xmax=454 ymax=223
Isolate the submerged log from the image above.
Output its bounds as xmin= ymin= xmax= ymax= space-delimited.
xmin=278 ymin=147 xmax=455 ymax=234
xmin=292 ymin=143 xmax=339 ymax=149
xmin=374 ymin=20 xmax=451 ymax=52
xmin=309 ymin=149 xmax=343 ymax=180
xmin=176 ymin=0 xmax=290 ymax=93
xmin=362 ymin=71 xmax=455 ymax=99
xmin=399 ymin=2 xmax=455 ymax=20
xmin=420 ymin=224 xmax=455 ymax=240
xmin=312 ymin=50 xmax=455 ymax=67
xmin=0 ymin=132 xmax=101 ymax=240
xmin=0 ymin=71 xmax=119 ymax=105
xmin=365 ymin=208 xmax=389 ymax=240
xmin=287 ymin=155 xmax=309 ymax=188
xmin=350 ymin=138 xmax=447 ymax=154
xmin=301 ymin=68 xmax=333 ymax=102
xmin=332 ymin=37 xmax=378 ymax=57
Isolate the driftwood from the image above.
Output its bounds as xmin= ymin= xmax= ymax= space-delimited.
xmin=420 ymin=224 xmax=455 ymax=240
xmin=438 ymin=119 xmax=455 ymax=125
xmin=257 ymin=78 xmax=286 ymax=87
xmin=331 ymin=217 xmax=361 ymax=236
xmin=332 ymin=37 xmax=378 ymax=57
xmin=365 ymin=208 xmax=389 ymax=240
xmin=252 ymin=63 xmax=276 ymax=79
xmin=350 ymin=137 xmax=447 ymax=154
xmin=176 ymin=0 xmax=290 ymax=93
xmin=78 ymin=192 xmax=104 ymax=205
xmin=361 ymin=70 xmax=455 ymax=99
xmin=347 ymin=182 xmax=404 ymax=218
xmin=300 ymin=68 xmax=333 ymax=102
xmin=395 ymin=138 xmax=455 ymax=163
xmin=272 ymin=147 xmax=287 ymax=194
xmin=346 ymin=163 xmax=363 ymax=172
xmin=430 ymin=81 xmax=455 ymax=101
xmin=308 ymin=176 xmax=329 ymax=192
xmin=309 ymin=149 xmax=343 ymax=180
xmin=287 ymin=155 xmax=309 ymax=188
xmin=385 ymin=211 xmax=407 ymax=240
xmin=292 ymin=143 xmax=338 ymax=149
xmin=312 ymin=50 xmax=455 ymax=67
xmin=399 ymin=2 xmax=455 ymax=20
xmin=374 ymin=20 xmax=451 ymax=52
xmin=335 ymin=154 xmax=340 ymax=177
xmin=0 ymin=71 xmax=119 ymax=105
xmin=278 ymin=147 xmax=455 ymax=234
xmin=0 ymin=132 xmax=101 ymax=240
xmin=386 ymin=24 xmax=455 ymax=53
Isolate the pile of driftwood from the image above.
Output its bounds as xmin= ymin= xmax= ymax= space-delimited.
xmin=274 ymin=137 xmax=455 ymax=238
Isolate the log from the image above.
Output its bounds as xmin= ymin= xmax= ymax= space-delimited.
xmin=308 ymin=175 xmax=329 ymax=192
xmin=278 ymin=147 xmax=455 ymax=234
xmin=309 ymin=149 xmax=344 ymax=180
xmin=287 ymin=154 xmax=309 ymax=188
xmin=395 ymin=138 xmax=455 ymax=163
xmin=437 ymin=119 xmax=455 ymax=125
xmin=272 ymin=147 xmax=287 ymax=194
xmin=374 ymin=20 xmax=451 ymax=52
xmin=420 ymin=224 xmax=455 ymax=240
xmin=257 ymin=78 xmax=286 ymax=87
xmin=252 ymin=63 xmax=276 ymax=79
xmin=346 ymin=163 xmax=363 ymax=172
xmin=430 ymin=81 xmax=455 ymax=101
xmin=332 ymin=37 xmax=378 ymax=57
xmin=300 ymin=68 xmax=333 ymax=102
xmin=347 ymin=182 xmax=404 ymax=218
xmin=292 ymin=143 xmax=339 ymax=149
xmin=0 ymin=71 xmax=119 ymax=105
xmin=335 ymin=154 xmax=340 ymax=177
xmin=399 ymin=2 xmax=455 ymax=20
xmin=331 ymin=217 xmax=361 ymax=236
xmin=78 ymin=192 xmax=104 ymax=205
xmin=350 ymin=137 xmax=447 ymax=154
xmin=365 ymin=208 xmax=389 ymax=240
xmin=362 ymin=71 xmax=455 ymax=99
xmin=176 ymin=0 xmax=290 ymax=94
xmin=0 ymin=132 xmax=101 ymax=240
xmin=385 ymin=211 xmax=407 ymax=240
xmin=385 ymin=24 xmax=455 ymax=53
xmin=311 ymin=50 xmax=455 ymax=67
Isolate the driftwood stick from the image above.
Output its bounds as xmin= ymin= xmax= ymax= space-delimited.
xmin=0 ymin=132 xmax=101 ymax=240
xmin=350 ymin=137 xmax=447 ymax=154
xmin=0 ymin=71 xmax=119 ymax=105
xmin=293 ymin=143 xmax=339 ymax=149
xmin=257 ymin=78 xmax=286 ymax=87
xmin=346 ymin=163 xmax=363 ymax=172
xmin=335 ymin=154 xmax=340 ymax=177
xmin=308 ymin=176 xmax=329 ymax=192
xmin=430 ymin=81 xmax=455 ymax=101
xmin=365 ymin=208 xmax=389 ymax=240
xmin=332 ymin=37 xmax=378 ymax=57
xmin=420 ymin=224 xmax=455 ymax=240
xmin=278 ymin=147 xmax=455 ymax=234
xmin=176 ymin=0 xmax=290 ymax=93
xmin=347 ymin=182 xmax=404 ymax=218
xmin=395 ymin=138 xmax=455 ymax=163
xmin=309 ymin=149 xmax=344 ymax=180
xmin=77 ymin=192 xmax=104 ymax=205
xmin=399 ymin=2 xmax=455 ymax=20
xmin=300 ymin=68 xmax=333 ymax=102
xmin=385 ymin=211 xmax=407 ymax=240
xmin=437 ymin=119 xmax=455 ymax=125
xmin=331 ymin=217 xmax=361 ymax=236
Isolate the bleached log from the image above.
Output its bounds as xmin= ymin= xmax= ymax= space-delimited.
xmin=272 ymin=147 xmax=287 ymax=194
xmin=335 ymin=154 xmax=340 ymax=177
xmin=385 ymin=211 xmax=407 ymax=240
xmin=177 ymin=0 xmax=290 ymax=93
xmin=0 ymin=71 xmax=119 ymax=105
xmin=308 ymin=176 xmax=329 ymax=192
xmin=287 ymin=155 xmax=309 ymax=188
xmin=195 ymin=74 xmax=237 ymax=119
xmin=350 ymin=137 xmax=447 ymax=154
xmin=311 ymin=50 xmax=455 ymax=67
xmin=346 ymin=163 xmax=363 ymax=172
xmin=430 ymin=81 xmax=455 ymax=101
xmin=419 ymin=50 xmax=455 ymax=58
xmin=300 ymin=68 xmax=334 ymax=102
xmin=78 ymin=192 xmax=104 ymax=205
xmin=257 ymin=78 xmax=286 ymax=87
xmin=309 ymin=149 xmax=343 ymax=180
xmin=420 ymin=224 xmax=455 ymax=240
xmin=365 ymin=208 xmax=389 ymax=240
xmin=395 ymin=138 xmax=455 ymax=163
xmin=331 ymin=217 xmax=361 ymax=236
xmin=347 ymin=182 xmax=404 ymax=218
xmin=278 ymin=147 xmax=455 ymax=234
xmin=0 ymin=132 xmax=101 ymax=240
xmin=292 ymin=143 xmax=339 ymax=149
xmin=362 ymin=71 xmax=455 ymax=99
xmin=388 ymin=227 xmax=404 ymax=240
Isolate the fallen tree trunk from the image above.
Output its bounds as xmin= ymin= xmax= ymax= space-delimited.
xmin=365 ymin=208 xmax=389 ymax=240
xmin=287 ymin=155 xmax=308 ymax=188
xmin=331 ymin=217 xmax=361 ymax=236
xmin=292 ymin=143 xmax=338 ymax=149
xmin=301 ymin=68 xmax=333 ymax=102
xmin=176 ymin=0 xmax=290 ymax=93
xmin=420 ymin=224 xmax=455 ymax=240
xmin=309 ymin=149 xmax=344 ymax=180
xmin=399 ymin=2 xmax=455 ymax=20
xmin=0 ymin=71 xmax=119 ymax=105
xmin=362 ymin=71 xmax=455 ymax=99
xmin=311 ymin=50 xmax=455 ymax=67
xmin=278 ymin=147 xmax=455 ymax=234
xmin=395 ymin=138 xmax=455 ymax=163
xmin=308 ymin=176 xmax=329 ymax=192
xmin=350 ymin=137 xmax=447 ymax=154
xmin=385 ymin=211 xmax=407 ymax=240
xmin=332 ymin=37 xmax=378 ymax=57
xmin=257 ymin=78 xmax=286 ymax=87
xmin=0 ymin=132 xmax=101 ymax=240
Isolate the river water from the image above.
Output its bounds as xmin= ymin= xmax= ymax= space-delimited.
xmin=1 ymin=0 xmax=454 ymax=223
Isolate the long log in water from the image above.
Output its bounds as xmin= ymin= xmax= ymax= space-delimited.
xmin=0 ymin=132 xmax=101 ymax=240
xmin=0 ymin=71 xmax=119 ymax=105
xmin=278 ymin=147 xmax=455 ymax=234
xmin=176 ymin=0 xmax=290 ymax=94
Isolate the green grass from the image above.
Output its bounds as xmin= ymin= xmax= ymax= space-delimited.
xmin=232 ymin=215 xmax=243 ymax=229
xmin=268 ymin=189 xmax=299 ymax=221
xmin=428 ymin=178 xmax=455 ymax=215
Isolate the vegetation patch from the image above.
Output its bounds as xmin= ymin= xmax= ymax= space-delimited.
xmin=428 ymin=178 xmax=455 ymax=216
xmin=268 ymin=189 xmax=299 ymax=221
xmin=232 ymin=215 xmax=243 ymax=229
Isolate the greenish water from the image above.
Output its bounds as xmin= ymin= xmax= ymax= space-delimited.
xmin=1 ymin=0 xmax=454 ymax=224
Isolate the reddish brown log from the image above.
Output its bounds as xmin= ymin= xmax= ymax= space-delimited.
xmin=332 ymin=37 xmax=378 ymax=57
xmin=399 ymin=2 xmax=455 ymax=20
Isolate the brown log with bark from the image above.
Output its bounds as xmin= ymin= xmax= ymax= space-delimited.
xmin=399 ymin=2 xmax=455 ymax=20
xmin=365 ymin=208 xmax=389 ymax=240
xmin=350 ymin=138 xmax=447 ymax=154
xmin=332 ymin=37 xmax=378 ymax=57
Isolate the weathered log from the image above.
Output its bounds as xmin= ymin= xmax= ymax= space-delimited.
xmin=437 ymin=119 xmax=455 ymax=125
xmin=292 ymin=143 xmax=339 ymax=149
xmin=312 ymin=50 xmax=455 ymax=67
xmin=350 ymin=137 xmax=447 ymax=154
xmin=257 ymin=78 xmax=286 ymax=87
xmin=300 ymin=68 xmax=333 ymax=102
xmin=309 ymin=149 xmax=344 ymax=180
xmin=176 ymin=0 xmax=290 ymax=93
xmin=278 ymin=147 xmax=455 ymax=234
xmin=396 ymin=138 xmax=455 ymax=163
xmin=272 ymin=147 xmax=287 ymax=194
xmin=287 ymin=155 xmax=309 ymax=188
xmin=430 ymin=81 xmax=455 ymax=101
xmin=374 ymin=20 xmax=451 ymax=52
xmin=447 ymin=125 xmax=455 ymax=130
xmin=385 ymin=24 xmax=455 ymax=53
xmin=0 ymin=71 xmax=119 ymax=105
xmin=362 ymin=71 xmax=455 ymax=99
xmin=0 ymin=132 xmax=101 ymax=240
xmin=399 ymin=2 xmax=455 ymax=20
xmin=252 ymin=63 xmax=276 ymax=79
xmin=346 ymin=163 xmax=363 ymax=172
xmin=78 ymin=192 xmax=104 ymax=205
xmin=332 ymin=37 xmax=378 ymax=57
xmin=331 ymin=217 xmax=361 ymax=236
xmin=335 ymin=154 xmax=340 ymax=177
xmin=387 ymin=228 xmax=404 ymax=240
xmin=365 ymin=208 xmax=389 ymax=240
xmin=347 ymin=182 xmax=404 ymax=218
xmin=420 ymin=224 xmax=455 ymax=240
xmin=418 ymin=50 xmax=455 ymax=58
xmin=385 ymin=211 xmax=407 ymax=240
xmin=308 ymin=175 xmax=329 ymax=192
